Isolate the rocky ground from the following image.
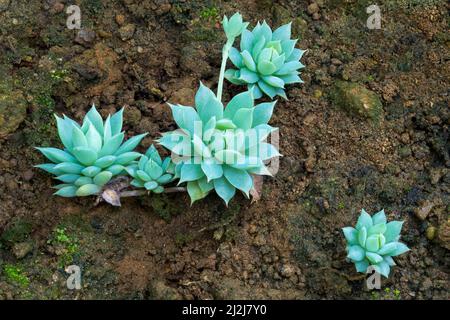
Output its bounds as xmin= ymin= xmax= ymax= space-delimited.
xmin=0 ymin=0 xmax=448 ymax=299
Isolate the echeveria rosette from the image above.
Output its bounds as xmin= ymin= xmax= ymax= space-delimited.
xmin=125 ymin=145 xmax=176 ymax=193
xmin=158 ymin=82 xmax=280 ymax=205
xmin=225 ymin=21 xmax=305 ymax=99
xmin=342 ymin=209 xmax=410 ymax=278
xmin=36 ymin=105 xmax=147 ymax=197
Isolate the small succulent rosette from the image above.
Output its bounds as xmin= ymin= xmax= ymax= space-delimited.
xmin=158 ymin=82 xmax=280 ymax=205
xmin=225 ymin=21 xmax=305 ymax=99
xmin=222 ymin=12 xmax=249 ymax=40
xmin=342 ymin=209 xmax=410 ymax=278
xmin=125 ymin=145 xmax=176 ymax=193
xmin=36 ymin=106 xmax=147 ymax=197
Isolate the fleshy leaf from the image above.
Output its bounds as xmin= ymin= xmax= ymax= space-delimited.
xmin=342 ymin=227 xmax=358 ymax=245
xmin=384 ymin=221 xmax=404 ymax=243
xmin=213 ymin=177 xmax=236 ymax=205
xmin=356 ymin=209 xmax=373 ymax=230
xmin=223 ymin=166 xmax=253 ymax=196
xmin=76 ymin=183 xmax=101 ymax=196
xmin=347 ymin=245 xmax=365 ymax=262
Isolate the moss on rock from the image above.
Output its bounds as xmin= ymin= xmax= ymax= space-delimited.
xmin=332 ymin=81 xmax=383 ymax=122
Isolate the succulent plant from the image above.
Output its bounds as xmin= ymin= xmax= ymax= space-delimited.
xmin=36 ymin=105 xmax=147 ymax=197
xmin=158 ymin=83 xmax=280 ymax=205
xmin=225 ymin=21 xmax=305 ymax=99
xmin=125 ymin=145 xmax=176 ymax=193
xmin=342 ymin=209 xmax=410 ymax=278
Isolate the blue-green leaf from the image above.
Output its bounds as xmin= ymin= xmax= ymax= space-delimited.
xmin=110 ymin=107 xmax=124 ymax=135
xmin=54 ymin=186 xmax=78 ymax=197
xmin=257 ymin=61 xmax=277 ymax=75
xmin=72 ymin=146 xmax=98 ymax=166
xmin=198 ymin=96 xmax=223 ymax=124
xmin=241 ymin=50 xmax=257 ymax=72
xmin=355 ymin=260 xmax=369 ymax=273
xmin=195 ymin=82 xmax=217 ymax=114
xmin=93 ymin=171 xmax=112 ymax=186
xmin=106 ymin=164 xmax=125 ymax=175
xmin=85 ymin=124 xmax=103 ymax=153
xmin=366 ymin=252 xmax=383 ymax=264
xmin=376 ymin=261 xmax=391 ymax=278
xmin=187 ymin=181 xmax=208 ymax=204
xmin=280 ymin=39 xmax=297 ymax=59
xmin=252 ymin=101 xmax=276 ymax=127
xmin=76 ymin=184 xmax=101 ymax=196
xmin=356 ymin=209 xmax=373 ymax=230
xmin=259 ymin=142 xmax=281 ymax=160
xmin=384 ymin=221 xmax=403 ymax=242
xmin=98 ymin=133 xmax=124 ymax=157
xmin=157 ymin=174 xmax=173 ymax=184
xmin=144 ymin=181 xmax=158 ymax=190
xmin=229 ymin=47 xmax=243 ymax=68
xmin=34 ymin=163 xmax=62 ymax=175
xmin=179 ymin=163 xmax=204 ymax=183
xmin=137 ymin=170 xmax=151 ymax=181
xmin=239 ymin=68 xmax=259 ymax=83
xmin=377 ymin=242 xmax=398 ymax=256
xmin=224 ymin=90 xmax=254 ymax=119
xmin=201 ymin=160 xmax=223 ymax=182
xmin=390 ymin=242 xmax=409 ymax=257
xmin=347 ymin=245 xmax=365 ymax=262
xmin=233 ymin=108 xmax=253 ymax=130
xmin=368 ymin=223 xmax=387 ymax=235
xmin=54 ymin=162 xmax=84 ymax=174
xmin=213 ymin=177 xmax=236 ymax=205
xmin=262 ymin=76 xmax=285 ymax=89
xmin=94 ymin=155 xmax=117 ymax=168
xmin=169 ymin=104 xmax=201 ymax=135
xmin=216 ymin=119 xmax=237 ymax=130
xmin=223 ymin=166 xmax=253 ymax=196
xmin=86 ymin=105 xmax=104 ymax=135
xmin=358 ymin=226 xmax=367 ymax=247
xmin=372 ymin=209 xmax=387 ymax=225
xmin=275 ymin=61 xmax=304 ymax=75
xmin=257 ymin=80 xmax=277 ymax=98
xmin=115 ymin=133 xmax=147 ymax=155
xmin=55 ymin=116 xmax=73 ymax=151
xmin=81 ymin=166 xmax=102 ymax=177
xmin=342 ymin=227 xmax=358 ymax=245
xmin=240 ymin=29 xmax=254 ymax=52
xmin=56 ymin=174 xmax=81 ymax=183
xmin=36 ymin=147 xmax=77 ymax=164
xmin=272 ymin=22 xmax=291 ymax=41
xmin=74 ymin=176 xmax=93 ymax=187
xmin=365 ymin=234 xmax=381 ymax=252
xmin=115 ymin=152 xmax=141 ymax=165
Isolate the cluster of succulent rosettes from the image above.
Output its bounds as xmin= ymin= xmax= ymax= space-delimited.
xmin=158 ymin=82 xmax=280 ymax=205
xmin=342 ymin=209 xmax=410 ymax=278
xmin=225 ymin=21 xmax=305 ymax=99
xmin=36 ymin=106 xmax=147 ymax=197
xmin=125 ymin=145 xmax=176 ymax=193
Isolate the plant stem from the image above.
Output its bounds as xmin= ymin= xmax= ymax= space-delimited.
xmin=217 ymin=39 xmax=234 ymax=102
xmin=119 ymin=187 xmax=186 ymax=198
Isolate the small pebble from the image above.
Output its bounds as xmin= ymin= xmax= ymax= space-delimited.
xmin=307 ymin=3 xmax=320 ymax=15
